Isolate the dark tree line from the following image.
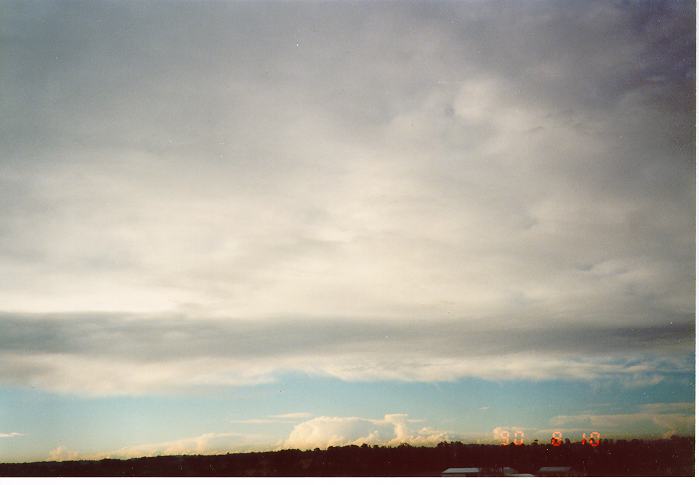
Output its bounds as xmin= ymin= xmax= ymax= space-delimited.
xmin=0 ymin=437 xmax=693 ymax=476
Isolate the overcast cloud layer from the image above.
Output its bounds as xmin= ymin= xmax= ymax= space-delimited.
xmin=0 ymin=0 xmax=694 ymax=396
xmin=0 ymin=312 xmax=693 ymax=395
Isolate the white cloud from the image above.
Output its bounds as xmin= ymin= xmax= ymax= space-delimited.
xmin=282 ymin=414 xmax=449 ymax=450
xmin=491 ymin=426 xmax=529 ymax=442
xmin=45 ymin=415 xmax=448 ymax=461
xmin=269 ymin=412 xmax=313 ymax=420
xmin=47 ymin=446 xmax=79 ymax=462
xmin=48 ymin=432 xmax=271 ymax=461
xmin=492 ymin=404 xmax=696 ymax=443
xmin=0 ymin=341 xmax=690 ymax=396
xmin=231 ymin=413 xmax=313 ymax=425
xmin=0 ymin=432 xmax=23 ymax=438
xmin=638 ymin=402 xmax=694 ymax=414
xmin=549 ymin=402 xmax=695 ymax=438
xmin=230 ymin=419 xmax=277 ymax=425
xmin=99 ymin=432 xmax=263 ymax=459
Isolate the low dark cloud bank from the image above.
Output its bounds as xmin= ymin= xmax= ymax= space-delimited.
xmin=0 ymin=312 xmax=692 ymax=394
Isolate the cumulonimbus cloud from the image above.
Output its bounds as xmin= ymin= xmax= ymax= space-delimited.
xmin=45 ymin=413 xmax=447 ymax=461
xmin=281 ymin=414 xmax=450 ymax=450
xmin=44 ymin=402 xmax=695 ymax=462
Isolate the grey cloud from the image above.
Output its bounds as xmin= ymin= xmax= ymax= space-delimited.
xmin=0 ymin=311 xmax=692 ymax=395
xmin=0 ymin=1 xmax=694 ymax=392
xmin=0 ymin=312 xmax=693 ymax=360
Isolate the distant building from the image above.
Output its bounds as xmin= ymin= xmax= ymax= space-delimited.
xmin=536 ymin=466 xmax=574 ymax=476
xmin=441 ymin=467 xmax=481 ymax=477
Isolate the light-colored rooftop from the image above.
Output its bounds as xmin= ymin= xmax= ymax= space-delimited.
xmin=537 ymin=466 xmax=573 ymax=474
xmin=441 ymin=467 xmax=481 ymax=475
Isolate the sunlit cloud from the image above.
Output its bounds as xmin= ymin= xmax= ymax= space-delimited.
xmin=549 ymin=402 xmax=695 ymax=438
xmin=270 ymin=413 xmax=313 ymax=420
xmin=47 ymin=432 xmax=271 ymax=462
xmin=47 ymin=446 xmax=79 ymax=462
xmin=282 ymin=414 xmax=449 ymax=450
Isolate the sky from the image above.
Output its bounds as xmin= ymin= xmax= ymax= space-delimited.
xmin=0 ymin=0 xmax=695 ymax=463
